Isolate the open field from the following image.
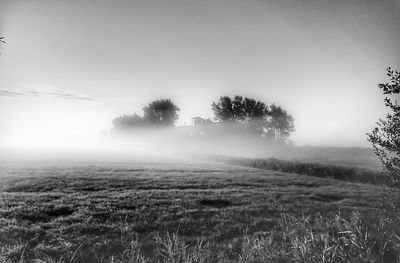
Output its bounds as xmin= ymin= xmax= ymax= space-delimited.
xmin=0 ymin=154 xmax=396 ymax=262
xmin=207 ymin=154 xmax=387 ymax=185
xmin=265 ymin=146 xmax=382 ymax=171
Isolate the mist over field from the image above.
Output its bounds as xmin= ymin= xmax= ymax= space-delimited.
xmin=0 ymin=124 xmax=381 ymax=172
xmin=1 ymin=0 xmax=399 ymax=262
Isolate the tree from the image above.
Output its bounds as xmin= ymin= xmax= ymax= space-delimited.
xmin=242 ymin=97 xmax=267 ymax=121
xmin=211 ymin=96 xmax=266 ymax=123
xmin=211 ymin=96 xmax=235 ymax=122
xmin=211 ymin=95 xmax=295 ymax=141
xmin=143 ymin=99 xmax=180 ymax=126
xmin=265 ymin=104 xmax=295 ymax=141
xmin=367 ymin=67 xmax=400 ymax=187
xmin=112 ymin=113 xmax=145 ymax=129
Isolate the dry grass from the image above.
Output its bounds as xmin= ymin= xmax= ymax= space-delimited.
xmin=2 ymin=211 xmax=400 ymax=263
xmin=0 ymin=160 xmax=397 ymax=262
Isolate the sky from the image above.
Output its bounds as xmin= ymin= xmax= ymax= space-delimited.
xmin=0 ymin=0 xmax=399 ymax=148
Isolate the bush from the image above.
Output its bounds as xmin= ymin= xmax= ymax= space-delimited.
xmin=367 ymin=67 xmax=400 ymax=187
xmin=209 ymin=155 xmax=388 ymax=186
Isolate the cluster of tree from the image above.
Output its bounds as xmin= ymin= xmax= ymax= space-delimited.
xmin=211 ymin=96 xmax=294 ymax=141
xmin=112 ymin=113 xmax=145 ymax=128
xmin=368 ymin=67 xmax=400 ymax=187
xmin=112 ymin=96 xmax=295 ymax=142
xmin=112 ymin=99 xmax=180 ymax=129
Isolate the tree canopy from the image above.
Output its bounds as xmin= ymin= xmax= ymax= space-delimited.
xmin=368 ymin=67 xmax=400 ymax=187
xmin=112 ymin=114 xmax=145 ymax=129
xmin=211 ymin=95 xmax=294 ymax=141
xmin=265 ymin=104 xmax=295 ymax=141
xmin=143 ymin=99 xmax=180 ymax=126
xmin=112 ymin=95 xmax=294 ymax=142
xmin=112 ymin=98 xmax=180 ymax=129
xmin=212 ymin=96 xmax=266 ymax=122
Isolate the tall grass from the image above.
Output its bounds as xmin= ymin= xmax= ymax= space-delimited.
xmin=2 ymin=210 xmax=399 ymax=263
xmin=208 ymin=155 xmax=388 ymax=186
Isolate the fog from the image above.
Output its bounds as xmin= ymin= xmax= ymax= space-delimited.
xmin=1 ymin=124 xmax=278 ymax=161
xmin=0 ymin=123 xmax=380 ymax=171
xmin=1 ymin=0 xmax=399 ymax=149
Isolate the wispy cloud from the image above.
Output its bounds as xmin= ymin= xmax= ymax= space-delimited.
xmin=0 ymin=90 xmax=26 ymax=97
xmin=0 ymin=84 xmax=93 ymax=101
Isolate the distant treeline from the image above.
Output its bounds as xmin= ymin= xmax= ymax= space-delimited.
xmin=112 ymin=96 xmax=295 ymax=142
xmin=113 ymin=99 xmax=180 ymax=128
xmin=208 ymin=155 xmax=389 ymax=186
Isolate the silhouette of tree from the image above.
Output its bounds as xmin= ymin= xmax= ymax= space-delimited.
xmin=368 ymin=67 xmax=400 ymax=187
xmin=211 ymin=95 xmax=294 ymax=140
xmin=212 ymin=96 xmax=266 ymax=122
xmin=211 ymin=96 xmax=236 ymax=122
xmin=143 ymin=99 xmax=180 ymax=126
xmin=265 ymin=104 xmax=295 ymax=141
xmin=242 ymin=97 xmax=267 ymax=121
xmin=112 ymin=113 xmax=145 ymax=129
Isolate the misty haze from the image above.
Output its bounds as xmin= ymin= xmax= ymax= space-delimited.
xmin=0 ymin=0 xmax=400 ymax=262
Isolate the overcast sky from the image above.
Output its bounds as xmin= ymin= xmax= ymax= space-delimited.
xmin=0 ymin=0 xmax=399 ymax=147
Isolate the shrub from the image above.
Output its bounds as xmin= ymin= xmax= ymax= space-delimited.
xmin=367 ymin=67 xmax=400 ymax=187
xmin=209 ymin=155 xmax=388 ymax=186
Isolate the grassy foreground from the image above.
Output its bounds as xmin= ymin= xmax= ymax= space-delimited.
xmin=0 ymin=159 xmax=399 ymax=262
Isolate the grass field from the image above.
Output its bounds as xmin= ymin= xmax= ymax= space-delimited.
xmin=1 ymin=152 xmax=396 ymax=262
xmin=267 ymin=146 xmax=382 ymax=171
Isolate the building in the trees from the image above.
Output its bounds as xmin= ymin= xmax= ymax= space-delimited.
xmin=190 ymin=117 xmax=212 ymax=126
